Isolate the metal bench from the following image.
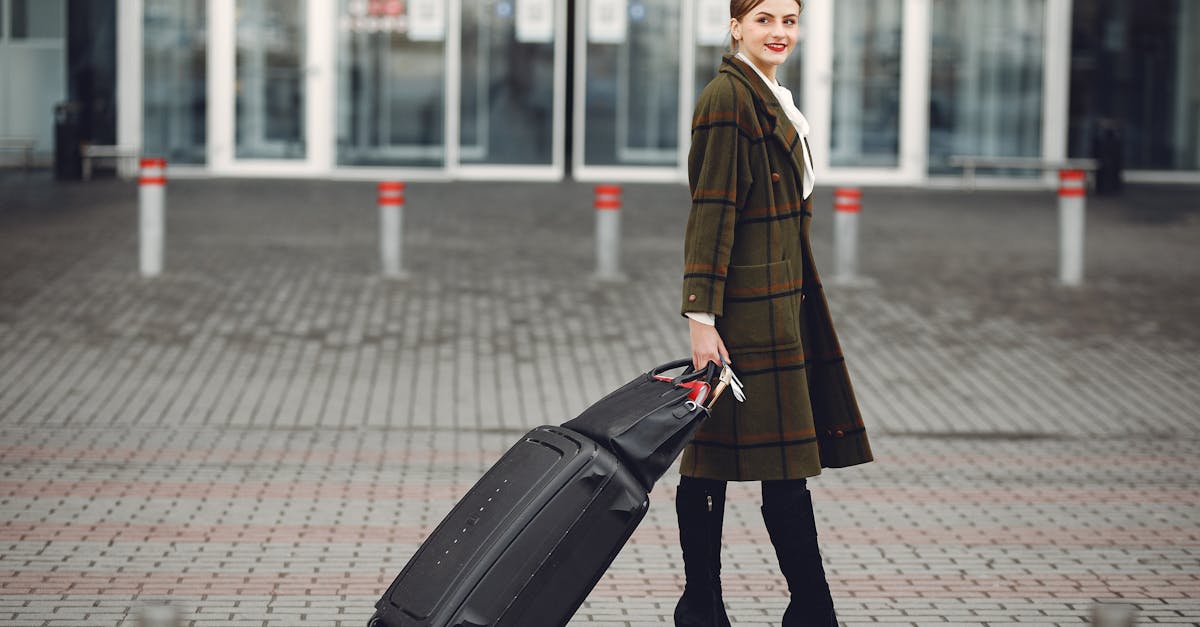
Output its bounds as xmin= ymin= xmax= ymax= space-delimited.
xmin=0 ymin=137 xmax=36 ymax=170
xmin=948 ymin=155 xmax=1099 ymax=190
xmin=81 ymin=144 xmax=140 ymax=180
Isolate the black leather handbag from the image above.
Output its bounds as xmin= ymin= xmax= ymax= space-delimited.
xmin=561 ymin=359 xmax=730 ymax=491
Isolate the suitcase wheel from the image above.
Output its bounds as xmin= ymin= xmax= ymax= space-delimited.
xmin=366 ymin=612 xmax=384 ymax=627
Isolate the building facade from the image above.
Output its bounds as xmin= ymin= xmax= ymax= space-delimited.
xmin=4 ymin=0 xmax=1198 ymax=185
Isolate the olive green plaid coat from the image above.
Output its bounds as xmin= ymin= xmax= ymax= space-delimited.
xmin=679 ymin=55 xmax=873 ymax=481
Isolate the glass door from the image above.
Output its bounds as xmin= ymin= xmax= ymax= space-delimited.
xmin=456 ymin=0 xmax=563 ymax=177
xmin=804 ymin=0 xmax=919 ymax=185
xmin=333 ymin=0 xmax=565 ymax=179
xmin=143 ymin=0 xmax=207 ymax=165
xmin=829 ymin=0 xmax=903 ymax=169
xmin=927 ymin=0 xmax=1045 ymax=175
xmin=210 ymin=0 xmax=331 ymax=176
xmin=336 ymin=0 xmax=447 ymax=169
xmin=235 ymin=0 xmax=307 ymax=160
xmin=574 ymin=0 xmax=684 ymax=181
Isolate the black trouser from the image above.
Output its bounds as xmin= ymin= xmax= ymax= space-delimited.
xmin=675 ymin=475 xmax=837 ymax=627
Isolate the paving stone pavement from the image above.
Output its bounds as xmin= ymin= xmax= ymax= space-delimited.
xmin=0 ymin=173 xmax=1198 ymax=626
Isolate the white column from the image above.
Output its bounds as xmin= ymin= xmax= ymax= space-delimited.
xmin=802 ymin=0 xmax=834 ymax=177
xmin=307 ymin=0 xmax=335 ymax=173
xmin=900 ymin=0 xmax=931 ymax=182
xmin=677 ymin=0 xmax=696 ymax=182
xmin=208 ymin=0 xmax=235 ymax=172
xmin=1043 ymin=0 xmax=1074 ymax=183
xmin=116 ymin=0 xmax=143 ymax=176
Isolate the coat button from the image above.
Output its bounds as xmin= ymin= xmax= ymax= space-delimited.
xmin=771 ymin=172 xmax=781 ymax=183
xmin=834 ymin=429 xmax=845 ymax=438
xmin=688 ymin=294 xmax=697 ymax=302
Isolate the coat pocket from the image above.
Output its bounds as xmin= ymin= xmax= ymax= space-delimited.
xmin=717 ymin=259 xmax=802 ymax=353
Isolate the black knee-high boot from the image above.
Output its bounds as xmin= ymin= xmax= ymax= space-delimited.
xmin=674 ymin=476 xmax=732 ymax=627
xmin=761 ymin=479 xmax=838 ymax=627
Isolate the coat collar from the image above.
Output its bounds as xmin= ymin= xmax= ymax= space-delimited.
xmin=719 ymin=54 xmax=808 ymax=181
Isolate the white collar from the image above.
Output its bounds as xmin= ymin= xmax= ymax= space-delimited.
xmin=735 ymin=52 xmax=811 ymax=137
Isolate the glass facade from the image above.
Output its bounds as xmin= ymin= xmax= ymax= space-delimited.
xmin=583 ymin=0 xmax=680 ymax=167
xmin=337 ymin=0 xmax=445 ymax=167
xmin=0 ymin=0 xmax=66 ymax=156
xmin=835 ymin=0 xmax=902 ymax=168
xmin=830 ymin=0 xmax=902 ymax=168
xmin=235 ymin=0 xmax=307 ymax=160
xmin=143 ymin=0 xmax=207 ymax=164
xmin=115 ymin=0 xmax=1197 ymax=181
xmin=460 ymin=0 xmax=557 ymax=166
xmin=11 ymin=0 xmax=64 ymax=39
xmin=1069 ymin=0 xmax=1200 ymax=171
xmin=928 ymin=0 xmax=1046 ymax=174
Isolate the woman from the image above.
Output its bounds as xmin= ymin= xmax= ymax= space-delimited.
xmin=676 ymin=1 xmax=874 ymax=625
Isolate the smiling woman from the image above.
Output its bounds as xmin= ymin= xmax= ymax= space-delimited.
xmin=728 ymin=0 xmax=802 ymax=81
xmin=673 ymin=1 xmax=873 ymax=625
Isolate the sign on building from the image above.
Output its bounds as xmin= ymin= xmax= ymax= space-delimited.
xmin=696 ymin=0 xmax=730 ymax=47
xmin=407 ymin=0 xmax=445 ymax=41
xmin=588 ymin=0 xmax=627 ymax=44
xmin=516 ymin=0 xmax=554 ymax=44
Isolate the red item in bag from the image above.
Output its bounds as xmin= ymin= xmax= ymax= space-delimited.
xmin=654 ymin=376 xmax=710 ymax=405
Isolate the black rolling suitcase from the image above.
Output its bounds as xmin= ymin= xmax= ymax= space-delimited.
xmin=369 ymin=360 xmax=734 ymax=627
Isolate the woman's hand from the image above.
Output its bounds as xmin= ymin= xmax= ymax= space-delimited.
xmin=689 ymin=318 xmax=731 ymax=371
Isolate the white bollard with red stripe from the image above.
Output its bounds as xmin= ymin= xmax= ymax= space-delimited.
xmin=138 ymin=157 xmax=167 ymax=278
xmin=378 ymin=181 xmax=407 ymax=279
xmin=833 ymin=187 xmax=862 ymax=284
xmin=1058 ymin=170 xmax=1086 ymax=286
xmin=594 ymin=184 xmax=624 ymax=281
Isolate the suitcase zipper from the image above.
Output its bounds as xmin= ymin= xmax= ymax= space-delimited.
xmin=706 ymin=495 xmax=712 ymax=512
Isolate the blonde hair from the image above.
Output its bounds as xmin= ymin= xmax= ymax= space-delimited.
xmin=729 ymin=0 xmax=804 ymax=52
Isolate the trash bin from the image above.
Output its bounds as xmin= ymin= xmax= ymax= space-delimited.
xmin=54 ymin=102 xmax=83 ymax=180
xmin=1092 ymin=118 xmax=1123 ymax=195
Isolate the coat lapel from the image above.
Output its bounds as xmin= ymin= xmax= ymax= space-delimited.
xmin=719 ymin=55 xmax=809 ymax=186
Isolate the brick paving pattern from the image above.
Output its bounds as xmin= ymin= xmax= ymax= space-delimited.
xmin=1 ymin=174 xmax=1198 ymax=625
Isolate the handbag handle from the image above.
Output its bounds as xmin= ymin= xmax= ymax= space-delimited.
xmin=649 ymin=359 xmax=732 ymax=409
xmin=649 ymin=359 xmax=717 ymax=385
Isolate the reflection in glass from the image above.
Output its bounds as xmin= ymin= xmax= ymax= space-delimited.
xmin=10 ymin=0 xmax=65 ymax=39
xmin=585 ymin=0 xmax=680 ymax=166
xmin=831 ymin=0 xmax=901 ymax=167
xmin=143 ymin=0 xmax=207 ymax=164
xmin=928 ymin=0 xmax=1044 ymax=174
xmin=459 ymin=0 xmax=555 ymax=165
xmin=337 ymin=0 xmax=444 ymax=166
xmin=236 ymin=0 xmax=306 ymax=160
xmin=1068 ymin=0 xmax=1200 ymax=171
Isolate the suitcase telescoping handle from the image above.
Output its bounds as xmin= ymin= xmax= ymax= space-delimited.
xmin=649 ymin=359 xmax=735 ymax=410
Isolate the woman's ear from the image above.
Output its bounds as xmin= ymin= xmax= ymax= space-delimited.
xmin=729 ymin=18 xmax=740 ymax=41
